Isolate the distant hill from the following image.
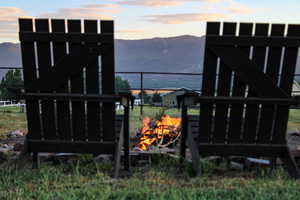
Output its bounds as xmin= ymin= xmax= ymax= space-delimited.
xmin=0 ymin=35 xmax=299 ymax=89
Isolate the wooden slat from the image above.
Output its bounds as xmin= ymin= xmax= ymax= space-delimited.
xmin=35 ymin=19 xmax=57 ymax=140
xmin=213 ymin=22 xmax=236 ymax=143
xmin=101 ymin=21 xmax=116 ymax=141
xmin=227 ymin=23 xmax=253 ymax=143
xmin=206 ymin=35 xmax=300 ymax=47
xmin=27 ymin=140 xmax=116 ymax=154
xmin=198 ymin=22 xmax=220 ymax=143
xmin=273 ymin=25 xmax=300 ymax=144
xmin=196 ymin=143 xmax=287 ymax=157
xmin=19 ymin=18 xmax=42 ymax=140
xmin=85 ymin=20 xmax=101 ymax=141
xmin=20 ymin=93 xmax=123 ymax=101
xmin=68 ymin=20 xmax=86 ymax=141
xmin=52 ymin=19 xmax=72 ymax=140
xmin=20 ymin=32 xmax=113 ymax=43
xmin=257 ymin=24 xmax=285 ymax=143
xmin=191 ymin=96 xmax=295 ymax=105
xmin=243 ymin=23 xmax=269 ymax=143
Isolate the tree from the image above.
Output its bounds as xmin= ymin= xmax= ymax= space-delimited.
xmin=138 ymin=90 xmax=151 ymax=104
xmin=152 ymin=92 xmax=162 ymax=103
xmin=115 ymin=76 xmax=131 ymax=94
xmin=0 ymin=69 xmax=23 ymax=100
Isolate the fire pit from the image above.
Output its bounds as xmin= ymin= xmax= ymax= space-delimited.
xmin=135 ymin=115 xmax=181 ymax=151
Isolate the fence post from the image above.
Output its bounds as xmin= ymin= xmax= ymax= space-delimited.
xmin=140 ymin=72 xmax=144 ymax=116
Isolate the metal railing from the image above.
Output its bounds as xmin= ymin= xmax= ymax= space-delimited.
xmin=1 ymin=67 xmax=300 ymax=115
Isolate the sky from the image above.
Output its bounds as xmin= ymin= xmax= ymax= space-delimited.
xmin=0 ymin=0 xmax=300 ymax=42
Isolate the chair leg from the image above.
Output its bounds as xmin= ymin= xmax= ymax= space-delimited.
xmin=123 ymin=108 xmax=130 ymax=171
xmin=32 ymin=152 xmax=39 ymax=169
xmin=281 ymin=148 xmax=300 ymax=179
xmin=113 ymin=125 xmax=124 ymax=178
xmin=187 ymin=124 xmax=202 ymax=176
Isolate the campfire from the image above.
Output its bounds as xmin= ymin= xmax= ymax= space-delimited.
xmin=136 ymin=115 xmax=181 ymax=151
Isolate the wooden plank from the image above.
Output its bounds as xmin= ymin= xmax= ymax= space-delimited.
xmin=180 ymin=105 xmax=188 ymax=158
xmin=51 ymin=19 xmax=72 ymax=140
xmin=27 ymin=140 xmax=116 ymax=154
xmin=21 ymin=93 xmax=122 ymax=101
xmin=196 ymin=143 xmax=288 ymax=157
xmin=101 ymin=20 xmax=116 ymax=142
xmin=191 ymin=96 xmax=295 ymax=105
xmin=84 ymin=20 xmax=101 ymax=141
xmin=257 ymin=24 xmax=285 ymax=144
xmin=35 ymin=19 xmax=57 ymax=140
xmin=123 ymin=105 xmax=130 ymax=171
xmin=243 ymin=23 xmax=269 ymax=143
xmin=68 ymin=20 xmax=86 ymax=141
xmin=273 ymin=25 xmax=300 ymax=144
xmin=19 ymin=18 xmax=42 ymax=140
xmin=20 ymin=32 xmax=113 ymax=43
xmin=198 ymin=22 xmax=220 ymax=143
xmin=206 ymin=35 xmax=300 ymax=47
xmin=227 ymin=23 xmax=253 ymax=143
xmin=213 ymin=22 xmax=236 ymax=143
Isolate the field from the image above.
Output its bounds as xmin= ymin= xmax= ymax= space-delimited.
xmin=0 ymin=106 xmax=300 ymax=199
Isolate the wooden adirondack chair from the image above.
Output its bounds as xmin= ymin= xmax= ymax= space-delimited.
xmin=178 ymin=22 xmax=300 ymax=178
xmin=19 ymin=18 xmax=131 ymax=177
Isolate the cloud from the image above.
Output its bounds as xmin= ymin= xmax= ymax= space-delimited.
xmin=227 ymin=4 xmax=252 ymax=15
xmin=145 ymin=13 xmax=228 ymax=24
xmin=116 ymin=29 xmax=144 ymax=33
xmin=40 ymin=4 xmax=122 ymax=19
xmin=116 ymin=0 xmax=230 ymax=7
xmin=0 ymin=7 xmax=30 ymax=41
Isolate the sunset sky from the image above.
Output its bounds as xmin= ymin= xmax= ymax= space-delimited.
xmin=0 ymin=0 xmax=300 ymax=42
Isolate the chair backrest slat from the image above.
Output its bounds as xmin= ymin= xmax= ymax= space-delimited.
xmin=273 ymin=24 xmax=300 ymax=144
xmin=68 ymin=20 xmax=86 ymax=141
xmin=198 ymin=22 xmax=220 ymax=143
xmin=101 ymin=21 xmax=116 ymax=141
xmin=227 ymin=23 xmax=253 ymax=143
xmin=36 ymin=19 xmax=57 ymax=140
xmin=51 ymin=19 xmax=71 ymax=140
xmin=257 ymin=24 xmax=285 ymax=144
xmin=85 ymin=20 xmax=102 ymax=141
xmin=19 ymin=19 xmax=42 ymax=140
xmin=243 ymin=24 xmax=269 ymax=144
xmin=213 ymin=22 xmax=236 ymax=143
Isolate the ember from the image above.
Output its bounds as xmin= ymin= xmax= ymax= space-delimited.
xmin=136 ymin=115 xmax=181 ymax=150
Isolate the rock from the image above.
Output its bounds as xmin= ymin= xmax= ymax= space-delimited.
xmin=0 ymin=147 xmax=10 ymax=153
xmin=287 ymin=128 xmax=300 ymax=151
xmin=8 ymin=130 xmax=25 ymax=138
xmin=13 ymin=143 xmax=24 ymax=152
xmin=93 ymin=154 xmax=112 ymax=162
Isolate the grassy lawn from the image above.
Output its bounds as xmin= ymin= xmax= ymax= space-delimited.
xmin=1 ymin=156 xmax=300 ymax=200
xmin=1 ymin=107 xmax=300 ymax=199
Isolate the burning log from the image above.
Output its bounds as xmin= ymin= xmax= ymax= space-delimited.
xmin=136 ymin=115 xmax=181 ymax=151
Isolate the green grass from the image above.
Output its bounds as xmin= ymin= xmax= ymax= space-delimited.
xmin=0 ymin=156 xmax=300 ymax=200
xmin=0 ymin=105 xmax=24 ymax=113
xmin=1 ymin=107 xmax=300 ymax=199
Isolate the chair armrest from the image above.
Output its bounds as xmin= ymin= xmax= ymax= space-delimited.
xmin=177 ymin=92 xmax=199 ymax=109
xmin=19 ymin=93 xmax=124 ymax=103
xmin=118 ymin=92 xmax=135 ymax=109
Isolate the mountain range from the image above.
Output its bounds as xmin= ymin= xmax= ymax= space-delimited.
xmin=0 ymin=35 xmax=299 ymax=89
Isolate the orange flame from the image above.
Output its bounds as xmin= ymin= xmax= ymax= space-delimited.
xmin=137 ymin=115 xmax=181 ymax=150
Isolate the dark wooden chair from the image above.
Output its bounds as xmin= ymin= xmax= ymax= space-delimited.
xmin=19 ymin=18 xmax=131 ymax=177
xmin=178 ymin=22 xmax=300 ymax=178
